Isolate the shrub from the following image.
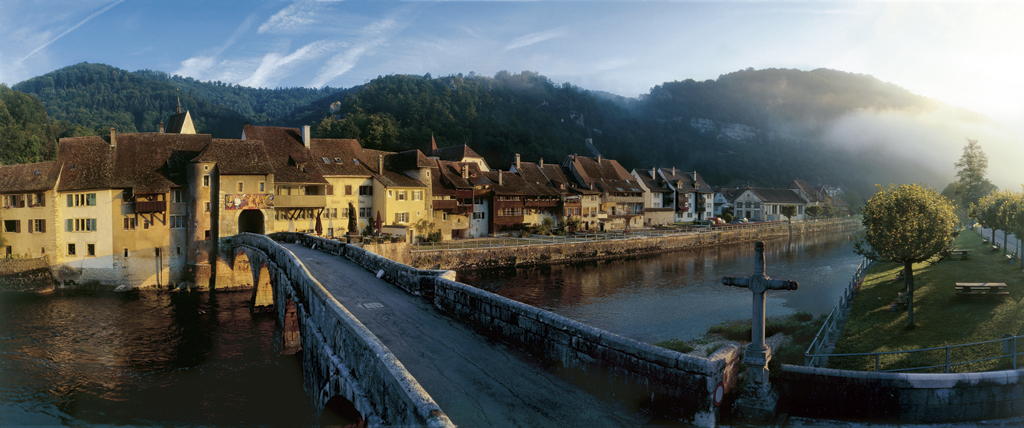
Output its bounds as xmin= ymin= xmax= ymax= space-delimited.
xmin=654 ymin=339 xmax=694 ymax=354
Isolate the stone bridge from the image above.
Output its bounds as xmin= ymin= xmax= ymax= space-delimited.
xmin=228 ymin=232 xmax=743 ymax=427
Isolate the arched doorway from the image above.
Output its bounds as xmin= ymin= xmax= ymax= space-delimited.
xmin=238 ymin=209 xmax=265 ymax=234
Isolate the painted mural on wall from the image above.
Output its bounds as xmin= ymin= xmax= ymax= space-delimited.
xmin=225 ymin=194 xmax=274 ymax=210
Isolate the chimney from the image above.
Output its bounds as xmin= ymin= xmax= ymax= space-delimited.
xmin=539 ymin=158 xmax=544 ymax=168
xmin=597 ymin=154 xmax=602 ymax=163
xmin=378 ymin=155 xmax=384 ymax=174
xmin=302 ymin=125 xmax=311 ymax=148
xmin=462 ymin=164 xmax=469 ymax=179
xmin=498 ymin=170 xmax=503 ymax=185
xmin=515 ymin=153 xmax=521 ymax=170
xmin=650 ymin=166 xmax=656 ymax=179
xmin=158 ymin=122 xmax=165 ymax=133
xmin=109 ymin=127 xmax=116 ymax=148
xmin=672 ymin=167 xmax=676 ymax=176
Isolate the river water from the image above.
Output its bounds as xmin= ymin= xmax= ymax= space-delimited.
xmin=459 ymin=231 xmax=863 ymax=343
xmin=0 ymin=289 xmax=357 ymax=427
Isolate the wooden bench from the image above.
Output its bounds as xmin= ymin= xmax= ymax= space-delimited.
xmin=955 ymin=282 xmax=1009 ymax=296
xmin=949 ymin=249 xmax=971 ymax=260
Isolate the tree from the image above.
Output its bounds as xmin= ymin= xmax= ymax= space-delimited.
xmin=805 ymin=206 xmax=822 ymax=219
xmin=954 ymin=139 xmax=997 ymax=217
xmin=780 ymin=205 xmax=797 ymax=236
xmin=970 ymin=190 xmax=1006 ymax=248
xmin=412 ymin=218 xmax=435 ymax=243
xmin=854 ymin=184 xmax=958 ymax=327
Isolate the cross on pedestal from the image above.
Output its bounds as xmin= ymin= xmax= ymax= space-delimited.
xmin=721 ymin=241 xmax=798 ymax=419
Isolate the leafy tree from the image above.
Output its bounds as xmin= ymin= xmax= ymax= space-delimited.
xmin=780 ymin=205 xmax=797 ymax=236
xmin=564 ymin=215 xmax=581 ymax=233
xmin=412 ymin=218 xmax=435 ymax=242
xmin=854 ymin=184 xmax=958 ymax=327
xmin=954 ymin=139 xmax=997 ymax=214
xmin=970 ymin=190 xmax=1006 ymax=246
xmin=805 ymin=206 xmax=822 ymax=219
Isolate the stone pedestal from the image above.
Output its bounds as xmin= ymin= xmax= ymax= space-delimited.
xmin=731 ymin=344 xmax=780 ymax=422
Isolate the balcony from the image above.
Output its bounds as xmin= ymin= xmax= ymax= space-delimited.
xmin=433 ymin=199 xmax=457 ymax=211
xmin=275 ymin=194 xmax=326 ymax=208
xmin=524 ymin=199 xmax=559 ymax=208
xmin=135 ymin=200 xmax=166 ymax=213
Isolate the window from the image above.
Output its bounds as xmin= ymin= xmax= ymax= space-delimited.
xmin=474 ymin=197 xmax=484 ymax=205
xmin=5 ymin=246 xmax=10 ymax=257
xmin=322 ymin=157 xmax=330 ymax=163
xmin=67 ymin=193 xmax=97 ymax=207
xmin=205 ymin=202 xmax=211 ymax=212
xmin=388 ymin=190 xmax=393 ymax=198
xmin=359 ymin=186 xmax=372 ymax=196
xmin=397 ymin=191 xmax=406 ymax=201
xmin=124 ymin=248 xmax=129 ymax=258
xmin=29 ymin=219 xmax=45 ymax=233
xmin=68 ymin=218 xmax=97 ymax=232
xmin=31 ymin=193 xmax=45 ymax=207
xmin=67 ymin=244 xmax=76 ymax=256
xmin=3 ymin=220 xmax=19 ymax=233
xmin=345 ymin=185 xmax=352 ymax=196
xmin=204 ymin=230 xmax=210 ymax=239
xmin=176 ymin=246 xmax=181 ymax=255
xmin=473 ymin=212 xmax=485 ymax=220
xmin=123 ymin=217 xmax=137 ymax=230
xmin=87 ymin=244 xmax=95 ymax=256
xmin=170 ymin=215 xmax=186 ymax=228
xmin=203 ymin=175 xmax=210 ymax=187
xmin=442 ymin=212 xmax=449 ymax=221
xmin=327 ymin=228 xmax=334 ymax=237
xmin=259 ymin=182 xmax=265 ymax=192
xmin=326 ymin=185 xmax=334 ymax=196
xmin=412 ymin=190 xmax=423 ymax=201
xmin=173 ymin=190 xmax=186 ymax=203
xmin=395 ymin=212 xmax=409 ymax=223
xmin=340 ymin=208 xmax=348 ymax=218
xmin=237 ymin=182 xmax=244 ymax=192
xmin=359 ymin=207 xmax=370 ymax=218
xmin=143 ymin=220 xmax=151 ymax=229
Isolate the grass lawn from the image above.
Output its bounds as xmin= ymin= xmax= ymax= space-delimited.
xmin=830 ymin=229 xmax=1024 ymax=372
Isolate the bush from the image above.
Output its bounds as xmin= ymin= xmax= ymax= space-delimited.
xmin=654 ymin=339 xmax=694 ymax=354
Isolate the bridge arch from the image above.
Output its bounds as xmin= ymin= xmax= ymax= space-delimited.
xmin=238 ymin=209 xmax=265 ymax=234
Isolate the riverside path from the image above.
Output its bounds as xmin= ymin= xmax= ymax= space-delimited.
xmin=279 ymin=242 xmax=653 ymax=428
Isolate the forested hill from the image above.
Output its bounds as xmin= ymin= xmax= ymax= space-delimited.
xmin=10 ymin=63 xmax=986 ymax=198
xmin=12 ymin=62 xmax=346 ymax=137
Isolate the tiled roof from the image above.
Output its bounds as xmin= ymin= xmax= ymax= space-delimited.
xmin=434 ymin=160 xmax=473 ymax=189
xmin=55 ymin=136 xmax=114 ymax=192
xmin=789 ymin=180 xmax=824 ymax=202
xmin=514 ymin=162 xmax=563 ymax=197
xmin=191 ymin=139 xmax=274 ymax=176
xmin=660 ymin=168 xmax=713 ymax=194
xmin=746 ymin=187 xmax=808 ymax=204
xmin=241 ymin=125 xmax=326 ymax=184
xmin=632 ymin=170 xmax=672 ymax=194
xmin=479 ymin=171 xmax=527 ymax=195
xmin=111 ymin=133 xmax=210 ymax=193
xmin=436 ymin=144 xmax=483 ymax=161
xmin=166 ymin=111 xmax=190 ymax=133
xmin=309 ymin=139 xmax=373 ymax=177
xmin=0 ymin=161 xmax=60 ymax=193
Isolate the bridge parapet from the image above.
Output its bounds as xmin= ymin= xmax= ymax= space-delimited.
xmin=269 ymin=232 xmax=741 ymax=427
xmin=231 ymin=233 xmax=454 ymax=428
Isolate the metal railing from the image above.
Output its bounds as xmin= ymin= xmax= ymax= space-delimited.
xmin=804 ymin=257 xmax=871 ymax=367
xmin=819 ymin=334 xmax=1023 ymax=373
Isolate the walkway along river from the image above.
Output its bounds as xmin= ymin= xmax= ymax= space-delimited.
xmin=459 ymin=230 xmax=864 ymax=344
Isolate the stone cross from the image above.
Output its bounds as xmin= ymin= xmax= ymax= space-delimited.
xmin=722 ymin=241 xmax=798 ymax=406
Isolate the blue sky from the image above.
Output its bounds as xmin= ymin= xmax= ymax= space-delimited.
xmin=2 ymin=1 xmax=1023 ymax=136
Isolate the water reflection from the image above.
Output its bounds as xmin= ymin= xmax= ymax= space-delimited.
xmin=459 ymin=231 xmax=862 ymax=343
xmin=0 ymin=290 xmax=330 ymax=427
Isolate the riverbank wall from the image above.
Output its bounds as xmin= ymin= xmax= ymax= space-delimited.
xmin=0 ymin=256 xmax=55 ymax=292
xmin=408 ymin=219 xmax=861 ymax=271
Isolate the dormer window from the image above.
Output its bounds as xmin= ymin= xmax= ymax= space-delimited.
xmin=334 ymin=157 xmax=343 ymax=163
xmin=322 ymin=157 xmax=330 ymax=163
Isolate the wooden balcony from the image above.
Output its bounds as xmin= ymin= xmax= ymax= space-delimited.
xmin=135 ymin=200 xmax=166 ymax=213
xmin=524 ymin=199 xmax=559 ymax=208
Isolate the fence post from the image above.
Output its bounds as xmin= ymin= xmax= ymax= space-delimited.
xmin=875 ymin=353 xmax=880 ymax=371
xmin=1016 ymin=336 xmax=1019 ymax=369
xmin=945 ymin=346 xmax=950 ymax=373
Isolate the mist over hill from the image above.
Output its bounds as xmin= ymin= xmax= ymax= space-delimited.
xmin=9 ymin=63 xmax=1019 ymax=199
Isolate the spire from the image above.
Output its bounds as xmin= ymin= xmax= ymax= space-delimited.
xmin=176 ymin=97 xmax=183 ymax=114
xmin=429 ymin=133 xmax=439 ymax=157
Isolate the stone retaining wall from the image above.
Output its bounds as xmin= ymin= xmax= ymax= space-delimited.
xmin=0 ymin=257 xmax=55 ymax=291
xmin=232 ymin=233 xmax=454 ymax=428
xmin=409 ymin=219 xmax=860 ymax=270
xmin=781 ymin=365 xmax=1024 ymax=423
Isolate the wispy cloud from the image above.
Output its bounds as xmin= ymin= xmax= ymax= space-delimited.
xmin=310 ymin=18 xmax=398 ymax=88
xmin=259 ymin=0 xmax=344 ymax=34
xmin=18 ymin=0 xmax=126 ymax=63
xmin=241 ymin=40 xmax=343 ymax=88
xmin=505 ymin=28 xmax=567 ymax=51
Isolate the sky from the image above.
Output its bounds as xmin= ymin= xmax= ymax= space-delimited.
xmin=1 ymin=1 xmax=1023 ymax=174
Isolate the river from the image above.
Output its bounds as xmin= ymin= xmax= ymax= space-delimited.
xmin=0 ymin=290 xmax=356 ymax=427
xmin=459 ymin=231 xmax=863 ymax=343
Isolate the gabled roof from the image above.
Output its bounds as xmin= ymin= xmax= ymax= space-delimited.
xmin=514 ymin=162 xmax=563 ymax=198
xmin=436 ymin=144 xmax=484 ymax=161
xmin=479 ymin=171 xmax=528 ymax=195
xmin=55 ymin=136 xmax=114 ymax=192
xmin=433 ymin=160 xmax=473 ymax=189
xmin=309 ymin=139 xmax=373 ymax=177
xmin=717 ymin=187 xmax=743 ymax=203
xmin=0 ymin=161 xmax=60 ymax=193
xmin=660 ymin=168 xmax=713 ymax=194
xmin=632 ymin=169 xmax=672 ymax=194
xmin=744 ymin=187 xmax=808 ymax=204
xmin=789 ymin=180 xmax=825 ymax=202
xmin=191 ymin=139 xmax=274 ymax=176
xmin=111 ymin=133 xmax=211 ymax=193
xmin=241 ymin=125 xmax=326 ymax=184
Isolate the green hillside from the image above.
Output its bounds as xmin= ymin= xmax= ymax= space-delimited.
xmin=9 ymin=63 xmax=971 ymax=198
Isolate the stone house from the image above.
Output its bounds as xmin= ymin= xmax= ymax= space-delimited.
xmin=658 ymin=168 xmax=714 ymax=222
xmin=631 ymin=167 xmax=676 ymax=227
xmin=564 ymin=154 xmax=644 ymax=231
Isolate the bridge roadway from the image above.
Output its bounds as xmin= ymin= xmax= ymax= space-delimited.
xmin=281 ymin=243 xmax=654 ymax=428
